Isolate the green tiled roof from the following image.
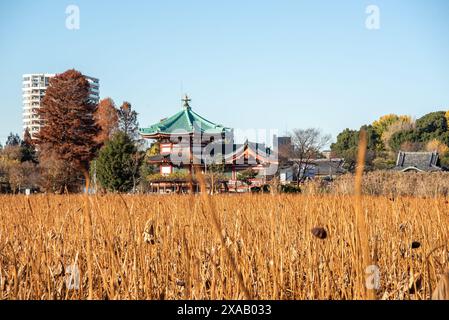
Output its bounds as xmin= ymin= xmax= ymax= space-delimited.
xmin=140 ymin=105 xmax=231 ymax=136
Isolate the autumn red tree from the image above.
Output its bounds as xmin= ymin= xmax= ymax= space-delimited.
xmin=35 ymin=69 xmax=100 ymax=190
xmin=95 ymin=97 xmax=119 ymax=145
xmin=38 ymin=144 xmax=82 ymax=193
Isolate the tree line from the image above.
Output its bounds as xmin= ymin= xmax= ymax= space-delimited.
xmin=1 ymin=69 xmax=447 ymax=193
xmin=330 ymin=112 xmax=449 ymax=170
xmin=0 ymin=69 xmax=154 ymax=194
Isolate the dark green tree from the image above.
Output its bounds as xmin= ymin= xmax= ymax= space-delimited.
xmin=331 ymin=126 xmax=381 ymax=171
xmin=6 ymin=133 xmax=21 ymax=147
xmin=388 ymin=129 xmax=419 ymax=152
xmin=330 ymin=129 xmax=359 ymax=169
xmin=331 ymin=129 xmax=358 ymax=153
xmin=361 ymin=125 xmax=381 ymax=151
xmin=438 ymin=131 xmax=449 ymax=146
xmin=95 ymin=131 xmax=141 ymax=192
xmin=415 ymin=111 xmax=447 ymax=139
xmin=237 ymin=168 xmax=258 ymax=186
xmin=20 ymin=128 xmax=37 ymax=163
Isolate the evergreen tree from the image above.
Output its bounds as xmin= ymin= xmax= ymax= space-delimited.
xmin=237 ymin=168 xmax=258 ymax=185
xmin=331 ymin=125 xmax=380 ymax=170
xmin=20 ymin=128 xmax=37 ymax=163
xmin=6 ymin=133 xmax=21 ymax=147
xmin=415 ymin=111 xmax=447 ymax=140
xmin=95 ymin=131 xmax=141 ymax=192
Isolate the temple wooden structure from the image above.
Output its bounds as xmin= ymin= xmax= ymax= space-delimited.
xmin=139 ymin=95 xmax=278 ymax=193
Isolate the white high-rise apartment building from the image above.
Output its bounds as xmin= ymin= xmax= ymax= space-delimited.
xmin=22 ymin=73 xmax=100 ymax=136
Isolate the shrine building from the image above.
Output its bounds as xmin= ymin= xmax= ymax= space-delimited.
xmin=139 ymin=95 xmax=278 ymax=192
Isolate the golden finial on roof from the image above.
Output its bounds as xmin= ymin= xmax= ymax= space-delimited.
xmin=182 ymin=94 xmax=191 ymax=109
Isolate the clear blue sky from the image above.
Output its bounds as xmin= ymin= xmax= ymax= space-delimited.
xmin=1 ymin=0 xmax=448 ymax=145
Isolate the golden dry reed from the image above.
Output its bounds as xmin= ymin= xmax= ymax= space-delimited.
xmin=308 ymin=171 xmax=449 ymax=197
xmin=354 ymin=130 xmax=375 ymax=300
xmin=0 ymin=192 xmax=449 ymax=300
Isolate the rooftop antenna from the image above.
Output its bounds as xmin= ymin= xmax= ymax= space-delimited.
xmin=180 ymin=81 xmax=184 ymax=107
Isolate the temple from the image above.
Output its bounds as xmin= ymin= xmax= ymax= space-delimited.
xmin=139 ymin=95 xmax=278 ymax=193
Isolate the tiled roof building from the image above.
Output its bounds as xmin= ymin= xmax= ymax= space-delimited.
xmin=395 ymin=151 xmax=442 ymax=172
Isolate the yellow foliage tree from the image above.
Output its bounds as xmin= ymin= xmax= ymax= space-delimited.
xmin=372 ymin=114 xmax=412 ymax=138
xmin=372 ymin=114 xmax=413 ymax=152
xmin=426 ymin=139 xmax=449 ymax=155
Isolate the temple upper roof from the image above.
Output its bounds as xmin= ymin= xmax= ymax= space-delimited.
xmin=139 ymin=95 xmax=232 ymax=138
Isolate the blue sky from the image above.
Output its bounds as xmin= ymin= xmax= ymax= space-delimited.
xmin=1 ymin=0 xmax=448 ymax=145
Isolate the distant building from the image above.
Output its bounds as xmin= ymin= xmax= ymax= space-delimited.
xmin=394 ymin=151 xmax=443 ymax=172
xmin=321 ymin=150 xmax=332 ymax=160
xmin=279 ymin=158 xmax=346 ymax=183
xmin=273 ymin=135 xmax=293 ymax=161
xmin=22 ymin=73 xmax=100 ymax=137
xmin=306 ymin=158 xmax=346 ymax=178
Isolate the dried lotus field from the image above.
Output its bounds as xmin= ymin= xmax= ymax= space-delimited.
xmin=0 ymin=193 xmax=448 ymax=300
